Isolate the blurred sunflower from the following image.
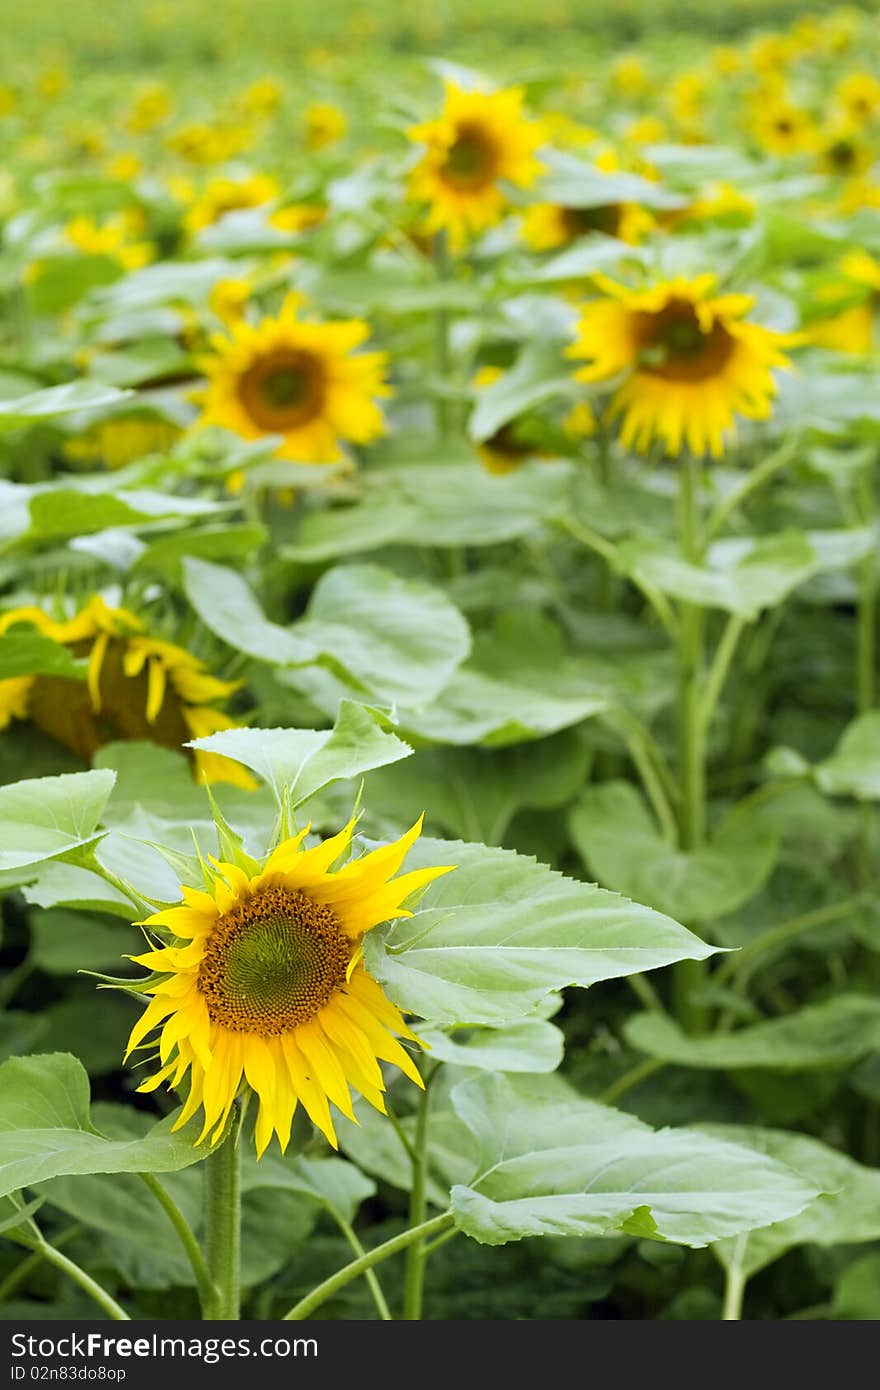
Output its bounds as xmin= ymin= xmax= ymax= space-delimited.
xmin=64 ymin=213 xmax=154 ymax=271
xmin=63 ymin=414 xmax=181 ymax=470
xmin=521 ymin=199 xmax=651 ymax=251
xmin=567 ymin=274 xmax=793 ymax=458
xmin=471 ymin=365 xmax=594 ymax=475
xmin=407 ymin=82 xmax=544 ymax=250
xmin=125 ymin=816 xmax=453 ymax=1155
xmin=184 ymin=174 xmax=280 ymax=235
xmin=807 ymin=250 xmax=880 ymax=352
xmin=816 ymin=123 xmax=874 ymax=177
xmin=0 ymin=597 xmax=251 ymax=787
xmin=835 ymin=72 xmax=880 ymax=124
xmin=752 ymin=98 xmax=816 ymax=156
xmin=125 ymin=83 xmax=172 ymax=134
xmin=612 ymin=54 xmax=648 ymax=97
xmin=303 ymin=101 xmax=347 ymax=150
xmin=197 ymin=294 xmax=390 ymax=463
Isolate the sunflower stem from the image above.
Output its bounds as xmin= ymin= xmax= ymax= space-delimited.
xmin=856 ymin=466 xmax=877 ymax=887
xmin=673 ymin=455 xmax=709 ymax=1033
xmin=32 ymin=1238 xmax=130 ymax=1321
xmin=433 ymin=231 xmax=452 ymax=438
xmin=138 ymin=1172 xmax=214 ymax=1313
xmin=401 ymin=1064 xmax=435 ymax=1320
xmin=282 ymin=1213 xmax=454 ymax=1320
xmin=203 ymin=1100 xmax=242 ymax=1320
xmin=332 ymin=1216 xmax=393 ymax=1320
xmin=721 ymin=1235 xmax=749 ymax=1321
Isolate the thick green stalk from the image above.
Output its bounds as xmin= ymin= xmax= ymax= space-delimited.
xmin=722 ymin=1235 xmax=748 ymax=1320
xmin=282 ymin=1214 xmax=454 ymax=1321
xmin=401 ymin=1072 xmax=433 ymax=1320
xmin=203 ymin=1103 xmax=242 ymax=1320
xmin=674 ymin=457 xmax=708 ymax=1031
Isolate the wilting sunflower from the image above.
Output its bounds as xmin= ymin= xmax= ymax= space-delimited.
xmin=197 ymin=294 xmax=390 ymax=463
xmin=125 ymin=816 xmax=453 ymax=1155
xmin=0 ymin=596 xmax=250 ymax=786
xmin=407 ymin=82 xmax=544 ymax=250
xmin=521 ymin=199 xmax=651 ymax=251
xmin=567 ymin=273 xmax=793 ymax=459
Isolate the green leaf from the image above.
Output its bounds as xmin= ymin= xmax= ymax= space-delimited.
xmin=814 ymin=712 xmax=880 ymax=801
xmin=241 ymin=1153 xmax=375 ymax=1226
xmin=0 ymin=1014 xmax=50 ymax=1064
xmin=0 ymin=1053 xmax=206 ymax=1199
xmin=364 ymin=731 xmax=591 ymax=844
xmin=189 ymin=701 xmax=412 ymax=812
xmin=365 ymin=837 xmax=716 ymax=1027
xmin=283 ymin=460 xmax=574 ymax=561
xmin=534 ymin=150 xmax=684 ymax=211
xmin=0 ymin=381 xmax=132 ymax=433
xmin=420 ymin=1017 xmax=564 ymax=1073
xmin=831 ymin=1254 xmax=880 ymax=1319
xmin=0 ymin=769 xmax=115 ymax=872
xmin=614 ymin=532 xmax=818 ymax=619
xmin=184 ymin=559 xmax=470 ymax=704
xmin=133 ymin=522 xmax=268 ymax=582
xmin=448 ymin=1074 xmax=820 ymax=1247
xmin=28 ymin=909 xmax=139 ymax=976
xmin=711 ymin=1125 xmax=880 ymax=1279
xmin=625 ymin=995 xmax=880 ymax=1070
xmin=15 ymin=487 xmax=220 ymax=547
xmin=0 ymin=629 xmax=86 ymax=682
xmin=21 ymin=861 xmax=137 ymax=919
xmin=569 ymin=781 xmax=779 ymax=921
xmin=469 ymin=343 xmax=578 ymax=443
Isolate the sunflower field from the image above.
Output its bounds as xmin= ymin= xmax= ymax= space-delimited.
xmin=1 ymin=0 xmax=880 ymax=1331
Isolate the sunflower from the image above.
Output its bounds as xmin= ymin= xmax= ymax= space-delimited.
xmin=0 ymin=597 xmax=251 ymax=787
xmin=197 ymin=295 xmax=390 ymax=463
xmin=64 ymin=214 xmax=154 ymax=271
xmin=567 ymin=274 xmax=793 ymax=459
xmin=63 ymin=414 xmax=181 ymax=469
xmin=125 ymin=816 xmax=453 ymax=1155
xmin=407 ymin=82 xmax=544 ymax=250
xmin=184 ymin=174 xmax=280 ymax=235
xmin=471 ymin=366 xmax=594 ymax=474
xmin=806 ymin=250 xmax=880 ymax=353
xmin=303 ymin=101 xmax=347 ymax=150
xmin=521 ymin=199 xmax=651 ymax=251
xmin=835 ymin=72 xmax=880 ymax=124
xmin=752 ymin=99 xmax=817 ymax=156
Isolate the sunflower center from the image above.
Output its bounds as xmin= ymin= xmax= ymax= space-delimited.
xmin=828 ymin=139 xmax=855 ymax=170
xmin=442 ymin=124 xmax=497 ymax=191
xmin=639 ymin=300 xmax=736 ymax=381
xmin=238 ymin=350 xmax=325 ymax=432
xmin=197 ymin=886 xmax=352 ymax=1036
xmin=561 ymin=204 xmax=620 ymax=239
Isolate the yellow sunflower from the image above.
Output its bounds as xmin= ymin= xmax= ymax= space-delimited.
xmin=197 ymin=295 xmax=390 ymax=463
xmin=815 ymin=123 xmax=874 ymax=177
xmin=0 ymin=597 xmax=251 ymax=787
xmin=752 ymin=99 xmax=817 ymax=156
xmin=567 ymin=274 xmax=793 ymax=459
xmin=63 ymin=414 xmax=181 ymax=470
xmin=64 ymin=214 xmax=154 ymax=272
xmin=835 ymin=72 xmax=880 ymax=124
xmin=303 ymin=101 xmax=347 ymax=150
xmin=184 ymin=174 xmax=280 ymax=235
xmin=521 ymin=199 xmax=651 ymax=251
xmin=806 ymin=250 xmax=880 ymax=353
xmin=407 ymin=82 xmax=544 ymax=250
xmin=125 ymin=817 xmax=453 ymax=1156
xmin=471 ymin=366 xmax=594 ymax=474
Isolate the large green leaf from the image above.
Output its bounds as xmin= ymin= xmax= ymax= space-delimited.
xmin=569 ymin=781 xmax=779 ymax=921
xmin=448 ymin=1074 xmax=820 ymax=1247
xmin=534 ymin=149 xmax=684 ymax=211
xmin=0 ymin=381 xmax=131 ymax=433
xmin=0 ymin=629 xmax=86 ymax=681
xmin=468 ymin=343 xmax=578 ymax=443
xmin=419 ymin=1017 xmax=564 ymax=1073
xmin=0 ymin=1053 xmax=205 ymax=1199
xmin=0 ymin=769 xmax=115 ymax=872
xmin=283 ymin=461 xmax=574 ymax=561
xmin=188 ymin=701 xmax=412 ymax=812
xmin=184 ymin=559 xmax=470 ymax=704
xmin=365 ymin=837 xmax=716 ymax=1027
xmin=364 ymin=731 xmax=590 ymax=844
xmin=814 ymin=712 xmax=880 ymax=801
xmin=711 ymin=1125 xmax=880 ymax=1280
xmin=614 ymin=532 xmax=818 ymax=619
xmin=625 ymin=995 xmax=880 ymax=1070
